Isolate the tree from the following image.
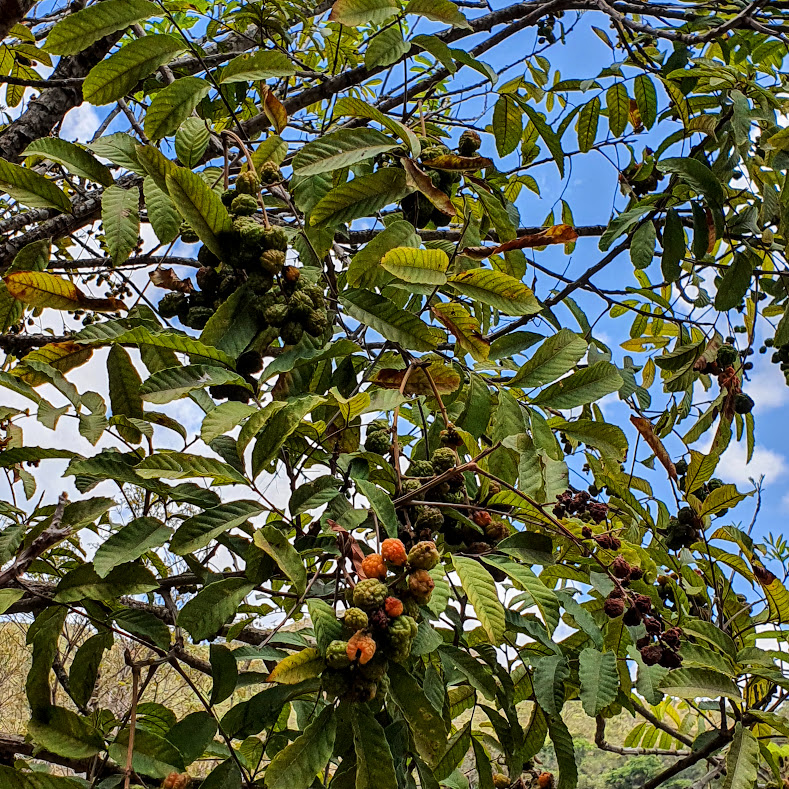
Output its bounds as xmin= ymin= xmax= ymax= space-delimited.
xmin=1 ymin=1 xmax=789 ymax=787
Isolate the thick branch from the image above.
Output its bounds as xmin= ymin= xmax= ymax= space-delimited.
xmin=0 ymin=0 xmax=36 ymax=42
xmin=640 ymin=730 xmax=731 ymax=789
xmin=0 ymin=731 xmax=120 ymax=775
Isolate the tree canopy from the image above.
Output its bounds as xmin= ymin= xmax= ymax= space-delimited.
xmin=2 ymin=1 xmax=789 ymax=788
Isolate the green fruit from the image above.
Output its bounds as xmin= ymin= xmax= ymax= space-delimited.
xmin=415 ymin=506 xmax=443 ymax=532
xmin=260 ymin=161 xmax=282 ymax=184
xmin=368 ymin=419 xmax=389 ymax=432
xmin=197 ymin=244 xmax=220 ymax=267
xmin=230 ymin=193 xmax=258 ymax=216
xmin=364 ymin=430 xmax=391 ymax=455
xmin=408 ymin=460 xmax=434 ymax=478
xmin=261 ymin=227 xmax=288 ymax=252
xmin=288 ymin=290 xmax=314 ymax=318
xmin=322 ymin=668 xmax=351 ymax=699
xmin=716 ymin=344 xmax=738 ymax=368
xmin=401 ymin=191 xmax=435 ymax=229
xmin=458 ymin=129 xmax=481 ymax=156
xmin=236 ymin=170 xmax=260 ymax=195
xmin=280 ymin=320 xmax=303 ymax=345
xmin=408 ymin=541 xmax=440 ymax=570
xmin=264 ymin=303 xmax=289 ymax=326
xmin=219 ymin=274 xmax=241 ymax=299
xmin=707 ymin=478 xmax=723 ymax=492
xmin=677 ymin=507 xmax=695 ymax=525
xmin=246 ymin=272 xmax=274 ymax=295
xmin=674 ymin=458 xmax=688 ymax=475
xmin=734 ymin=393 xmax=754 ymax=414
xmin=353 ymin=579 xmax=388 ymax=611
xmin=158 ymin=292 xmax=188 ymax=319
xmin=304 ymin=284 xmax=325 ymax=309
xmin=326 ymin=640 xmax=352 ymax=668
xmin=184 ymin=306 xmax=214 ymax=329
xmin=179 ymin=221 xmax=199 ymax=244
xmin=305 ymin=309 xmax=328 ymax=337
xmin=430 ymin=447 xmax=457 ymax=474
xmin=221 ymin=188 xmax=238 ymax=207
xmin=421 ymin=144 xmax=451 ymax=162
xmin=259 ymin=249 xmax=286 ymax=275
xmin=359 ymin=654 xmax=388 ymax=681
xmin=343 ymin=607 xmax=369 ymax=632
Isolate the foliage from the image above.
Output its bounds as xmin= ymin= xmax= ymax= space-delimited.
xmin=2 ymin=2 xmax=789 ymax=789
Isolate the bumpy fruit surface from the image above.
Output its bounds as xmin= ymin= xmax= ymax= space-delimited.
xmin=230 ymin=193 xmax=258 ymax=216
xmin=162 ymin=774 xmax=190 ymax=789
xmin=261 ymin=227 xmax=288 ymax=252
xmin=414 ymin=506 xmax=443 ymax=532
xmin=260 ymin=161 xmax=282 ymax=183
xmin=484 ymin=519 xmax=510 ymax=543
xmin=158 ymin=292 xmax=187 ymax=319
xmin=430 ymin=447 xmax=457 ymax=473
xmin=364 ymin=429 xmax=390 ymax=455
xmin=259 ymin=249 xmax=286 ymax=275
xmin=235 ymin=170 xmax=260 ymax=195
xmin=492 ymin=775 xmax=509 ymax=789
xmin=326 ymin=640 xmax=352 ymax=668
xmin=716 ymin=344 xmax=738 ymax=368
xmin=537 ymin=773 xmax=554 ymax=789
xmin=280 ymin=320 xmax=304 ymax=345
xmin=304 ymin=284 xmax=325 ymax=309
xmin=343 ymin=607 xmax=368 ymax=631
xmin=305 ymin=309 xmax=328 ymax=337
xmin=384 ymin=597 xmax=404 ymax=617
xmin=734 ymin=392 xmax=754 ymax=414
xmin=408 ymin=541 xmax=440 ymax=570
xmin=289 ymin=290 xmax=314 ymax=318
xmin=264 ymin=303 xmax=289 ymax=326
xmin=381 ymin=538 xmax=408 ymax=566
xmin=179 ymin=222 xmax=199 ymax=243
xmin=185 ymin=306 xmax=213 ymax=329
xmin=408 ymin=460 xmax=434 ymax=478
xmin=458 ymin=129 xmax=482 ymax=156
xmin=603 ymin=596 xmax=624 ymax=618
xmin=361 ymin=553 xmax=387 ymax=580
xmin=408 ymin=569 xmax=435 ymax=603
xmin=353 ymin=579 xmax=388 ymax=610
xmin=347 ymin=631 xmax=377 ymax=664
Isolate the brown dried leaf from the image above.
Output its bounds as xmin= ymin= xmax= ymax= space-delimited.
xmin=328 ymin=519 xmax=367 ymax=579
xmin=462 ymin=225 xmax=578 ymax=259
xmin=373 ymin=362 xmax=461 ymax=396
xmin=400 ymin=157 xmax=455 ymax=216
xmin=421 ymin=154 xmax=492 ymax=172
xmin=630 ymin=415 xmax=676 ymax=480
xmin=262 ymin=86 xmax=287 ymax=134
xmin=149 ymin=267 xmax=194 ymax=294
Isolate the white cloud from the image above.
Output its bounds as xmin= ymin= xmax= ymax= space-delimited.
xmin=716 ymin=440 xmax=787 ymax=487
xmin=61 ymin=103 xmax=102 ymax=144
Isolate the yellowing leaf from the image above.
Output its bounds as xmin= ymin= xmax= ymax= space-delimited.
xmin=447 ymin=268 xmax=541 ymax=316
xmin=5 ymin=272 xmax=125 ymax=312
xmin=381 ymin=247 xmax=448 ymax=286
xmin=268 ymin=648 xmax=326 ymax=684
xmin=431 ymin=301 xmax=490 ymax=361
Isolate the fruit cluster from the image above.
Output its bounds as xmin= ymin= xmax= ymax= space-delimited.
xmin=699 ymin=344 xmax=754 ymax=414
xmin=660 ymin=506 xmax=700 ymax=551
xmin=161 ymin=773 xmax=190 ymax=789
xmin=319 ymin=538 xmax=439 ymax=702
xmin=157 ymin=169 xmax=329 ymax=357
xmin=552 ymin=489 xmax=608 ymax=523
xmin=600 ymin=557 xmax=683 ymax=668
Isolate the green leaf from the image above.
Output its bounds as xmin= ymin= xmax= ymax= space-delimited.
xmin=201 ymin=402 xmax=257 ymax=445
xmin=307 ymin=599 xmax=344 ymax=654
xmin=699 ymin=484 xmax=746 ymax=518
xmin=531 ymin=361 xmax=623 ymax=409
xmin=482 ymin=555 xmax=560 ymax=632
xmin=447 ymin=268 xmax=541 ymax=316
xmin=661 ymin=207 xmax=685 ymax=283
xmin=171 ymin=500 xmax=264 ymax=555
xmin=340 ymin=289 xmax=438 ymax=351
xmin=55 ymin=563 xmax=158 ymax=602
xmin=548 ymin=715 xmax=578 ymax=789
xmin=220 ymin=50 xmax=297 ymax=83
xmin=433 ymin=723 xmax=472 ymax=781
xmin=606 ymin=82 xmax=629 ymax=137
xmin=175 ymin=117 xmax=211 ymax=169
xmin=69 ymin=632 xmax=112 ymax=708
xmin=724 ymin=724 xmax=759 ymax=789
xmin=266 ymin=705 xmax=337 ymax=789
xmin=329 ymin=0 xmax=398 ymax=24
xmin=453 ymin=556 xmax=505 ymax=644
xmin=294 ymin=129 xmax=398 ymax=176
xmin=82 ymin=35 xmax=186 ymax=105
xmin=576 ymin=96 xmax=600 ymax=153
xmin=310 ymin=168 xmax=411 ymax=227
xmin=46 ymin=0 xmax=157 ymax=55
xmin=254 ymin=525 xmax=307 ymax=595
xmin=578 ymin=648 xmax=619 ymax=716
xmin=599 ymin=206 xmax=650 ymax=251
xmin=333 ymin=97 xmax=421 ymax=156
xmin=143 ymin=176 xmax=181 ymax=244
xmin=166 ymin=711 xmax=217 ymax=765
xmin=388 ymin=663 xmax=448 ymax=765
xmin=290 ymin=476 xmax=341 ymax=516
xmin=108 ymin=728 xmax=185 ymax=778
xmin=714 ymin=252 xmax=753 ymax=311
xmin=28 ymin=707 xmax=103 ymax=760
xmin=0 ymin=159 xmax=71 ymax=212
xmin=22 ymin=138 xmax=113 ymax=186
xmin=210 ymin=644 xmax=238 ymax=706
xmin=381 ymin=247 xmax=449 ymax=286
xmin=519 ymin=101 xmax=564 ymax=176
xmin=114 ymin=608 xmax=171 ymax=651
xmin=101 ymin=185 xmax=139 ymax=264
xmin=144 ymin=77 xmax=211 ymax=141
xmin=351 ymin=703 xmax=398 ymax=789
xmin=268 ymin=648 xmax=325 ymax=684
xmin=165 ymin=166 xmax=233 ymax=261
xmin=200 ymin=760 xmax=242 ymax=789
xmin=347 ymin=220 xmax=420 ymax=288
xmin=355 ymin=478 xmax=399 ymax=538
xmin=139 ymin=364 xmax=248 ymax=404
xmin=135 ymin=451 xmax=246 ymax=485
xmin=551 ymin=419 xmax=628 ymax=462
xmin=93 ymin=517 xmax=170 ymax=578
xmin=634 ymin=74 xmax=657 ymax=129
xmin=533 ymin=654 xmax=568 ymax=715
xmin=0 ymin=589 xmax=24 ymax=615
xmin=660 ymin=156 xmax=724 ymax=207
xmin=659 ymin=668 xmax=741 ymax=702
xmin=510 ymin=329 xmax=587 ymax=387
xmin=630 ymin=220 xmax=656 ymax=270
xmin=492 ymin=94 xmax=522 ymax=157
xmin=365 ymin=26 xmax=410 ymax=69
xmin=404 ymin=0 xmax=471 ymax=29
xmin=177 ymin=578 xmax=255 ymax=642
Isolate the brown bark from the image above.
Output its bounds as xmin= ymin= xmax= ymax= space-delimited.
xmin=0 ymin=0 xmax=36 ymax=43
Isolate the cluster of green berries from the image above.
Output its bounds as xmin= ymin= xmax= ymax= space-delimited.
xmin=712 ymin=344 xmax=755 ymax=413
xmin=764 ymin=337 xmax=789 ymax=385
xmin=319 ymin=538 xmax=437 ymax=702
xmin=661 ymin=505 xmax=701 ymax=551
